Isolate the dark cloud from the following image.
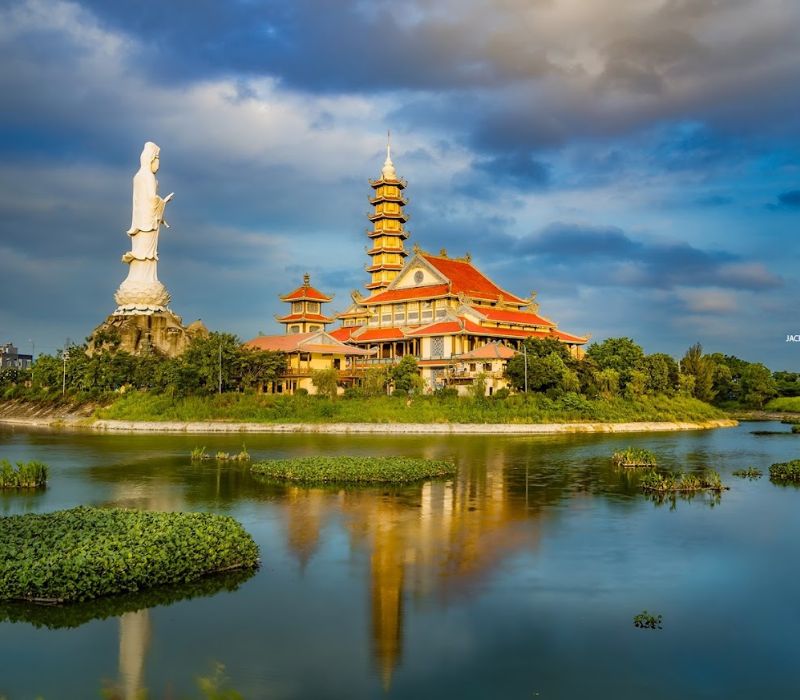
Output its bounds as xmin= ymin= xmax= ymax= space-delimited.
xmin=510 ymin=222 xmax=782 ymax=291
xmin=776 ymin=190 xmax=800 ymax=208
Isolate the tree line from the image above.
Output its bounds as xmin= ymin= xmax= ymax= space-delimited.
xmin=0 ymin=330 xmax=791 ymax=409
xmin=503 ymin=337 xmax=782 ymax=408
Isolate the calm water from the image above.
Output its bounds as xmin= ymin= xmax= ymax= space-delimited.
xmin=1 ymin=422 xmax=799 ymax=699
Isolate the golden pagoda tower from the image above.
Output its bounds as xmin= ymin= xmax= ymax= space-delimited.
xmin=365 ymin=134 xmax=409 ymax=292
xmin=277 ymin=273 xmax=334 ymax=334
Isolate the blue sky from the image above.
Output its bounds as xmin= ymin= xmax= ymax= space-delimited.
xmin=0 ymin=0 xmax=798 ymax=368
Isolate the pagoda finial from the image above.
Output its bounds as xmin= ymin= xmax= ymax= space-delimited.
xmin=381 ymin=130 xmax=397 ymax=181
xmin=303 ymin=272 xmax=310 ymax=287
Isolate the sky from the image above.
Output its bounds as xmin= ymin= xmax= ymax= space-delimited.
xmin=0 ymin=0 xmax=798 ymax=368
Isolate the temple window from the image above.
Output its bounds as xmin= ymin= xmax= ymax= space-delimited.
xmin=431 ymin=336 xmax=444 ymax=359
xmin=289 ymin=325 xmax=300 ymax=334
xmin=483 ymin=363 xmax=492 ymax=372
xmin=307 ymin=302 xmax=320 ymax=314
xmin=292 ymin=302 xmax=302 ymax=314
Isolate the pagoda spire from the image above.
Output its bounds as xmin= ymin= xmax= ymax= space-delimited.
xmin=365 ymin=133 xmax=409 ymax=292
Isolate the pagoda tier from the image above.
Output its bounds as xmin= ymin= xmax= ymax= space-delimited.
xmin=278 ymin=273 xmax=334 ymax=334
xmin=365 ymin=137 xmax=410 ymax=293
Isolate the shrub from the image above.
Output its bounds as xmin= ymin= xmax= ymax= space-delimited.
xmin=0 ymin=507 xmax=259 ymax=603
xmin=639 ymin=469 xmax=725 ymax=492
xmin=251 ymin=456 xmax=456 ymax=484
xmin=0 ymin=460 xmax=48 ymax=488
xmin=311 ymin=369 xmax=339 ymax=399
xmin=732 ymin=467 xmax=762 ymax=479
xmin=493 ymin=387 xmax=511 ymax=400
xmin=611 ymin=448 xmax=657 ymax=468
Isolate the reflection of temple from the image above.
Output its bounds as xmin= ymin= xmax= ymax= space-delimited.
xmin=281 ymin=449 xmax=539 ymax=689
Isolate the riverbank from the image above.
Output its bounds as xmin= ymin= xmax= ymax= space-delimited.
xmin=0 ymin=414 xmax=737 ymax=434
xmin=0 ymin=394 xmax=737 ymax=434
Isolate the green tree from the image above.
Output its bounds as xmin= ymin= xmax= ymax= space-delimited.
xmin=680 ymin=343 xmax=716 ymax=402
xmin=311 ymin=368 xmax=339 ymax=399
xmin=181 ymin=333 xmax=242 ymax=393
xmin=362 ymin=366 xmax=390 ymax=397
xmin=391 ymin=355 xmax=422 ymax=395
xmin=469 ymin=372 xmax=488 ymax=400
xmin=504 ymin=339 xmax=571 ymax=393
xmin=624 ymin=369 xmax=649 ymax=399
xmin=678 ymin=373 xmax=695 ymax=397
xmin=740 ymin=363 xmax=778 ymax=408
xmin=586 ymin=338 xmax=645 ymax=375
xmin=640 ymin=353 xmax=679 ymax=395
xmin=239 ymin=348 xmax=286 ymax=391
xmin=596 ymin=368 xmax=620 ymax=398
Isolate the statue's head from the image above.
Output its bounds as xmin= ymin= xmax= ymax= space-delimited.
xmin=140 ymin=141 xmax=160 ymax=174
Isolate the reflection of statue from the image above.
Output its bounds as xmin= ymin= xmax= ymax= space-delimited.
xmin=114 ymin=142 xmax=174 ymax=314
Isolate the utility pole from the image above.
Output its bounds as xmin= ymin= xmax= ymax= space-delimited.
xmin=62 ymin=349 xmax=68 ymax=396
xmin=523 ymin=342 xmax=528 ymax=394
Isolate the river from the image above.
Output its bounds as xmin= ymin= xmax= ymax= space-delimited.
xmin=1 ymin=422 xmax=798 ymax=699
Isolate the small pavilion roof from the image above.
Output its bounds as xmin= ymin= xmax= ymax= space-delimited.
xmin=280 ymin=274 xmax=333 ymax=302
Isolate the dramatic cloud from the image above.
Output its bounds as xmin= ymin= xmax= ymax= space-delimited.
xmin=0 ymin=0 xmax=797 ymax=366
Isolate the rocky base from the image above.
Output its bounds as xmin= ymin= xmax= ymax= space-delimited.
xmin=87 ymin=309 xmax=208 ymax=358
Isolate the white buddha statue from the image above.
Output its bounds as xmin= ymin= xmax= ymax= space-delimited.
xmin=114 ymin=141 xmax=174 ymax=314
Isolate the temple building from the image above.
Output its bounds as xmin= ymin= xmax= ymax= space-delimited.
xmin=249 ymin=139 xmax=588 ymax=395
xmin=244 ymin=275 xmax=370 ymax=394
xmin=277 ymin=274 xmax=334 ymax=334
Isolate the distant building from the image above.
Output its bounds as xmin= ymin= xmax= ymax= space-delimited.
xmin=0 ymin=343 xmax=33 ymax=370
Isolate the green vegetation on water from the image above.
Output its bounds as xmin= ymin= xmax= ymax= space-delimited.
xmin=639 ymin=469 xmax=725 ymax=493
xmin=0 ymin=507 xmax=259 ymax=603
xmin=633 ymin=611 xmax=663 ymax=629
xmin=611 ymin=447 xmax=658 ymax=468
xmin=0 ymin=459 xmax=48 ymax=488
xmin=769 ymin=460 xmax=800 ymax=483
xmin=732 ymin=467 xmax=763 ymax=479
xmin=97 ymin=392 xmax=726 ymax=425
xmin=251 ymin=456 xmax=456 ymax=484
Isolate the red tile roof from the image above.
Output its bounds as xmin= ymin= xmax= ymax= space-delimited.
xmin=453 ymin=342 xmax=517 ymax=360
xmin=552 ymin=329 xmax=589 ymax=344
xmin=352 ymin=327 xmax=407 ymax=341
xmin=363 ymin=284 xmax=450 ymax=304
xmin=407 ymin=321 xmax=464 ymax=336
xmin=470 ymin=306 xmax=554 ymax=327
xmin=329 ymin=326 xmax=358 ymax=341
xmin=422 ymin=254 xmax=527 ymax=304
xmin=244 ymin=332 xmax=369 ymax=355
xmin=280 ymin=286 xmax=333 ymax=302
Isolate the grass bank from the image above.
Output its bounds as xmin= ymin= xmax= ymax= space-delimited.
xmin=0 ymin=507 xmax=259 ymax=604
xmin=251 ymin=456 xmax=456 ymax=484
xmin=96 ymin=392 xmax=726 ymax=425
xmin=765 ymin=397 xmax=800 ymax=412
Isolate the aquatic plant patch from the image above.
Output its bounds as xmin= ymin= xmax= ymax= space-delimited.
xmin=611 ymin=448 xmax=658 ymax=468
xmin=633 ymin=610 xmax=663 ymax=629
xmin=251 ymin=456 xmax=456 ymax=484
xmin=0 ymin=507 xmax=259 ymax=604
xmin=732 ymin=467 xmax=763 ymax=479
xmin=639 ymin=469 xmax=726 ymax=493
xmin=0 ymin=459 xmax=48 ymax=488
xmin=769 ymin=460 xmax=800 ymax=482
